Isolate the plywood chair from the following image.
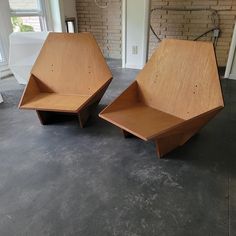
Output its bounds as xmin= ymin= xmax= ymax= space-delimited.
xmin=19 ymin=32 xmax=112 ymax=127
xmin=99 ymin=39 xmax=224 ymax=158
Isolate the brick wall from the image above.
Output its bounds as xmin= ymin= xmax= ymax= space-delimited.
xmin=75 ymin=0 xmax=235 ymax=65
xmin=149 ymin=0 xmax=236 ymax=66
xmin=76 ymin=0 xmax=122 ymax=59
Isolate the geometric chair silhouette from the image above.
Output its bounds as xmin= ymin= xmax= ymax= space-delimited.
xmin=19 ymin=33 xmax=112 ymax=127
xmin=99 ymin=39 xmax=224 ymax=158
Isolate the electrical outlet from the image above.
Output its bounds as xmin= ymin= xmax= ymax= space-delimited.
xmin=213 ymin=28 xmax=220 ymax=37
xmin=132 ymin=46 xmax=138 ymax=55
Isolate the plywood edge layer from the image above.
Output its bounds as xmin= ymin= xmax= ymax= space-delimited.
xmin=155 ymin=106 xmax=224 ymax=140
xmin=99 ymin=81 xmax=139 ymax=115
xmin=99 ymin=113 xmax=149 ymax=141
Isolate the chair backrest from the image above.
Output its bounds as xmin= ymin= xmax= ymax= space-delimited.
xmin=31 ymin=32 xmax=112 ymax=95
xmin=136 ymin=39 xmax=224 ymax=120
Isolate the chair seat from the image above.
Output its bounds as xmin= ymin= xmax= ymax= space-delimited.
xmin=20 ymin=93 xmax=91 ymax=112
xmin=100 ymin=103 xmax=184 ymax=140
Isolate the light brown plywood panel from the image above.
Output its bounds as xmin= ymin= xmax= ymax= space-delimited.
xmin=100 ymin=39 xmax=224 ymax=158
xmin=100 ymin=81 xmax=140 ymax=113
xmin=20 ymin=93 xmax=91 ymax=112
xmin=100 ymin=103 xmax=184 ymax=141
xmin=137 ymin=39 xmax=224 ymax=120
xmin=19 ymin=32 xmax=112 ymax=127
xmin=31 ymin=33 xmax=112 ymax=95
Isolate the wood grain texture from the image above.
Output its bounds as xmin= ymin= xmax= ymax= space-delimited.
xmin=101 ymin=103 xmax=184 ymax=141
xmin=156 ymin=107 xmax=222 ymax=139
xmin=19 ymin=75 xmax=40 ymax=107
xmin=100 ymin=39 xmax=224 ymax=158
xmin=100 ymin=81 xmax=140 ymax=113
xmin=155 ymin=107 xmax=222 ymax=157
xmin=136 ymin=39 xmax=224 ymax=120
xmin=31 ymin=32 xmax=112 ymax=95
xmin=19 ymin=32 xmax=112 ymax=126
xmin=156 ymin=133 xmax=184 ymax=158
xmin=21 ymin=93 xmax=91 ymax=112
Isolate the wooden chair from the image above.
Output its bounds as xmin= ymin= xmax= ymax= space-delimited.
xmin=99 ymin=39 xmax=224 ymax=158
xmin=19 ymin=32 xmax=112 ymax=127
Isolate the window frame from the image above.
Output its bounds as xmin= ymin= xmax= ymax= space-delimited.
xmin=0 ymin=39 xmax=7 ymax=66
xmin=0 ymin=28 xmax=9 ymax=67
xmin=9 ymin=0 xmax=48 ymax=32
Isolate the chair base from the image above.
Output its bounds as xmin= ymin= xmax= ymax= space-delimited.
xmin=155 ymin=129 xmax=198 ymax=158
xmin=122 ymin=129 xmax=135 ymax=138
xmin=154 ymin=108 xmax=222 ymax=158
xmin=36 ymin=94 xmax=102 ymax=128
xmin=117 ymin=108 xmax=222 ymax=158
xmin=36 ymin=110 xmax=91 ymax=128
xmin=33 ymin=79 xmax=111 ymax=127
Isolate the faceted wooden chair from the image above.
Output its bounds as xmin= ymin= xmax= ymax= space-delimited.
xmin=19 ymin=32 xmax=112 ymax=127
xmin=99 ymin=39 xmax=224 ymax=158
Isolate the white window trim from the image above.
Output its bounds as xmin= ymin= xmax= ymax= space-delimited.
xmin=225 ymin=21 xmax=236 ymax=79
xmin=0 ymin=0 xmax=12 ymax=69
xmin=0 ymin=39 xmax=7 ymax=67
xmin=9 ymin=0 xmax=48 ymax=32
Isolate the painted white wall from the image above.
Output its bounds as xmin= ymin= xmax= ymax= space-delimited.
xmin=63 ymin=0 xmax=77 ymax=19
xmin=47 ymin=0 xmax=65 ymax=32
xmin=63 ymin=0 xmax=77 ymax=32
xmin=123 ymin=0 xmax=150 ymax=69
xmin=225 ymin=21 xmax=236 ymax=80
xmin=230 ymin=52 xmax=236 ymax=79
xmin=47 ymin=0 xmax=77 ymax=32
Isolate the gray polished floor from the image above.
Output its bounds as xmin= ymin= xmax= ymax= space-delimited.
xmin=0 ymin=60 xmax=235 ymax=236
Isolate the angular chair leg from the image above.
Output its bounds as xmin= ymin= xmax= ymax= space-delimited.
xmin=155 ymin=128 xmax=201 ymax=158
xmin=122 ymin=129 xmax=135 ymax=138
xmin=179 ymin=128 xmax=199 ymax=146
xmin=77 ymin=80 xmax=112 ymax=128
xmin=36 ymin=110 xmax=54 ymax=125
xmin=78 ymin=108 xmax=91 ymax=128
xmin=78 ymin=91 xmax=108 ymax=128
xmin=155 ymin=133 xmax=183 ymax=158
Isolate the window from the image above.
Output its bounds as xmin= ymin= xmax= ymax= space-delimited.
xmin=9 ymin=0 xmax=47 ymax=32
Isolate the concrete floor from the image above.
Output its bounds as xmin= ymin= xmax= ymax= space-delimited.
xmin=0 ymin=60 xmax=235 ymax=236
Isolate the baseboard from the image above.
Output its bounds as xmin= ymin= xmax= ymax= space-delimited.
xmin=0 ymin=68 xmax=12 ymax=79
